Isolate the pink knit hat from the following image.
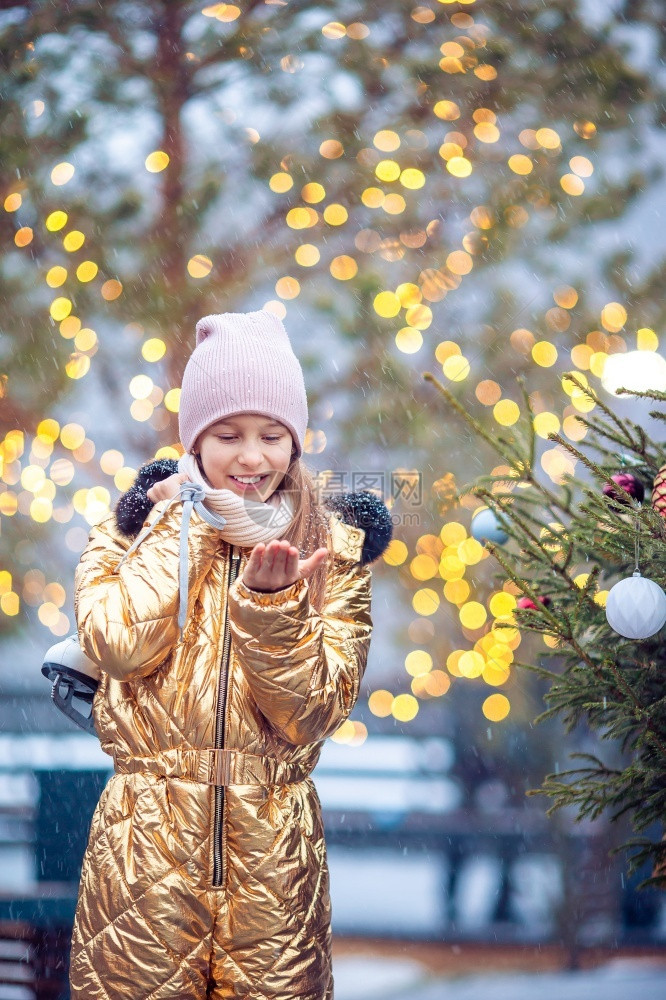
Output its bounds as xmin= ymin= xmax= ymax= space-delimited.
xmin=178 ymin=310 xmax=308 ymax=457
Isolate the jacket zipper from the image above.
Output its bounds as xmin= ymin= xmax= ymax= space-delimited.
xmin=212 ymin=543 xmax=241 ymax=887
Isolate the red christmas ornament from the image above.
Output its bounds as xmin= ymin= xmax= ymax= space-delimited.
xmin=517 ymin=595 xmax=551 ymax=611
xmin=602 ymin=472 xmax=644 ymax=504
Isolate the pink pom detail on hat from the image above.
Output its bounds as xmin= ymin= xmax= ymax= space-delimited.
xmin=178 ymin=310 xmax=308 ymax=457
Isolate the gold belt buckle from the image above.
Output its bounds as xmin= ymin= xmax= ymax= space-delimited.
xmin=211 ymin=748 xmax=232 ymax=786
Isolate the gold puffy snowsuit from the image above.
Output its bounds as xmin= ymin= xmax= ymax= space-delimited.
xmin=70 ymin=496 xmax=372 ymax=999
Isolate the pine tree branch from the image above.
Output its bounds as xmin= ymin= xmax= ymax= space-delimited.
xmin=562 ymin=381 xmax=660 ymax=468
xmin=617 ymin=386 xmax=666 ymax=403
xmin=476 ymin=495 xmax=561 ymax=571
xmin=598 ymin=659 xmax=666 ymax=759
xmin=562 ymin=373 xmax=642 ymax=447
xmin=424 ymin=372 xmax=577 ymax=523
xmin=484 ymin=540 xmax=576 ymax=636
xmin=517 ymin=375 xmax=537 ymax=471
xmin=478 ymin=490 xmax=590 ymax=600
xmin=569 ymin=412 xmax=655 ymax=467
xmin=423 ymin=372 xmax=529 ymax=471
xmin=514 ymin=660 xmax=563 ymax=681
xmin=547 ymin=431 xmax=634 ymax=492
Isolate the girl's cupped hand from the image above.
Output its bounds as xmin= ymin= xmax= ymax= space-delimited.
xmin=241 ymin=539 xmax=328 ymax=593
xmin=144 ymin=477 xmax=328 ymax=592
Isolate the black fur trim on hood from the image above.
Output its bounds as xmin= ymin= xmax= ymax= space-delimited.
xmin=115 ymin=458 xmax=180 ymax=538
xmin=114 ymin=459 xmax=393 ymax=565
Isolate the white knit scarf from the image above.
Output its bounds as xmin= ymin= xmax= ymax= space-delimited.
xmin=177 ymin=451 xmax=295 ymax=546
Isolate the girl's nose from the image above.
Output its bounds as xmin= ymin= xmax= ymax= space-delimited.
xmin=237 ymin=443 xmax=263 ymax=466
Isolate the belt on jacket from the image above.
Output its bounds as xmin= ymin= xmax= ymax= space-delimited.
xmin=113 ymin=747 xmax=311 ymax=787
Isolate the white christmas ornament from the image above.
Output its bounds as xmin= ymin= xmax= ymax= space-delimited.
xmin=605 ymin=571 xmax=666 ymax=640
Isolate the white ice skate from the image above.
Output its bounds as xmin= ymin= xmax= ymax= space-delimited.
xmin=41 ymin=634 xmax=101 ymax=736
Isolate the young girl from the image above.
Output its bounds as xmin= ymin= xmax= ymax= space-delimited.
xmin=69 ymin=310 xmax=392 ymax=1000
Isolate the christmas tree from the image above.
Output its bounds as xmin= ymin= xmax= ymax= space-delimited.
xmin=424 ymin=368 xmax=666 ymax=885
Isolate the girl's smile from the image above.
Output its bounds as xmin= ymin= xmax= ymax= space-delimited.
xmin=228 ymin=473 xmax=272 ymax=493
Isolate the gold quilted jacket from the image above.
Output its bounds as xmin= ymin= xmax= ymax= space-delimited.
xmin=69 ymin=485 xmax=377 ymax=1000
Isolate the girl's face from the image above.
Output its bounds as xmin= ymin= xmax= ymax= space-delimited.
xmin=195 ymin=413 xmax=295 ymax=500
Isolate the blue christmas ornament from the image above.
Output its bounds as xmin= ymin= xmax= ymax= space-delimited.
xmin=471 ymin=508 xmax=508 ymax=545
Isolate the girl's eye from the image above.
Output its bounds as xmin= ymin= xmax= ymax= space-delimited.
xmin=215 ymin=435 xmax=283 ymax=442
